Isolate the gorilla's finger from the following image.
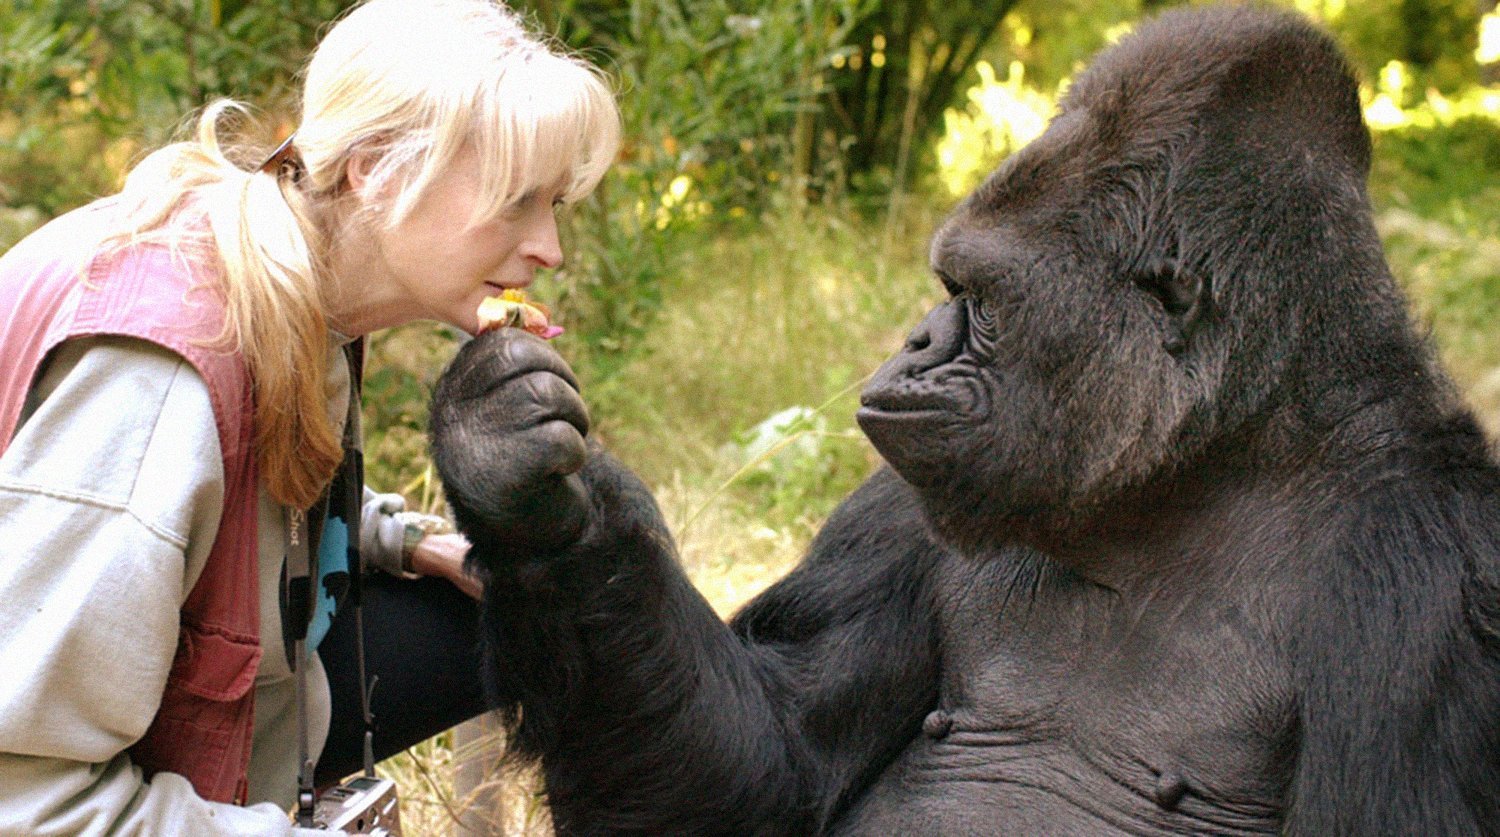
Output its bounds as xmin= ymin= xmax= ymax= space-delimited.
xmin=498 ymin=332 xmax=581 ymax=392
xmin=434 ymin=417 xmax=587 ymax=525
xmin=444 ymin=329 xmax=579 ymax=397
xmin=529 ymin=419 xmax=589 ymax=476
xmin=442 ymin=371 xmax=589 ymax=441
xmin=517 ymin=371 xmax=590 ymax=438
xmin=451 ymin=469 xmax=591 ymax=557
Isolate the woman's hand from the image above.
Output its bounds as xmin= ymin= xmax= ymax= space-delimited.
xmin=407 ymin=532 xmax=482 ymax=599
xmin=429 ymin=329 xmax=592 ymax=560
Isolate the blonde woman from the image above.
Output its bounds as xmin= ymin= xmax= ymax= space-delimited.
xmin=0 ymin=0 xmax=619 ymax=831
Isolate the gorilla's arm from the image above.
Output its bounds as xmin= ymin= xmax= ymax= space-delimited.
xmin=1285 ymin=481 xmax=1500 ymax=835
xmin=433 ymin=332 xmax=942 ymax=834
xmin=477 ymin=462 xmax=941 ymax=835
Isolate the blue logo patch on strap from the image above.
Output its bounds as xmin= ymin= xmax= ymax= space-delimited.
xmin=308 ymin=515 xmax=351 ymax=651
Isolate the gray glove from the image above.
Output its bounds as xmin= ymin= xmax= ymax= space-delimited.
xmin=360 ymin=488 xmax=457 ymax=578
xmin=360 ymin=489 xmax=414 ymax=578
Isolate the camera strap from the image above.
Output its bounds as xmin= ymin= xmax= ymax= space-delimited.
xmin=285 ymin=504 xmax=319 ymax=826
xmin=286 ymin=339 xmax=375 ymax=828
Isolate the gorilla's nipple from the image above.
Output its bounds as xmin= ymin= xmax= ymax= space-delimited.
xmin=922 ymin=709 xmax=955 ymax=739
xmin=1153 ymin=770 xmax=1190 ymax=810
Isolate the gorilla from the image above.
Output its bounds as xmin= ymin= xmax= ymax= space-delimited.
xmin=431 ymin=5 xmax=1500 ymax=834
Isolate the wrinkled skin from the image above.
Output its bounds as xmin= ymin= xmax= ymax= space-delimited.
xmin=431 ymin=330 xmax=590 ymax=557
xmin=431 ymin=7 xmax=1500 ymax=835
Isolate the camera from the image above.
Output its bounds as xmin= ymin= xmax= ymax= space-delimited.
xmin=313 ymin=775 xmax=403 ymax=835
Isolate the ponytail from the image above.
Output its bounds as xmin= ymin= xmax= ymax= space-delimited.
xmin=105 ymin=101 xmax=341 ymax=508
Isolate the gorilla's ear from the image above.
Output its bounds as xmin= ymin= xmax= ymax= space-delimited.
xmin=1133 ymin=258 xmax=1206 ymax=357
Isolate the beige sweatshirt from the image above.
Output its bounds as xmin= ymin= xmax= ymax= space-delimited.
xmin=0 ymin=335 xmax=347 ymax=836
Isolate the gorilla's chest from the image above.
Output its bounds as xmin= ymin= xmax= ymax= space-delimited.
xmin=838 ymin=554 xmax=1293 ymax=835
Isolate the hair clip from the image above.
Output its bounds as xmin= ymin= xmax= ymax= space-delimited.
xmin=258 ymin=133 xmax=304 ymax=180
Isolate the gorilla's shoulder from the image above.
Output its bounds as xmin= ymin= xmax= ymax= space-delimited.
xmin=730 ymin=467 xmax=946 ymax=636
xmin=810 ymin=466 xmax=935 ymax=557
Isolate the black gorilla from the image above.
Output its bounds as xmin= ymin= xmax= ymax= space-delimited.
xmin=431 ymin=6 xmax=1500 ymax=834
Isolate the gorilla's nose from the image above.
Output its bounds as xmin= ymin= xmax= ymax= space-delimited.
xmin=859 ymin=301 xmax=967 ymax=413
xmin=900 ymin=301 xmax=966 ymax=372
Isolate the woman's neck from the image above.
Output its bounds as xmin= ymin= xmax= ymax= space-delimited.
xmin=318 ymin=206 xmax=411 ymax=337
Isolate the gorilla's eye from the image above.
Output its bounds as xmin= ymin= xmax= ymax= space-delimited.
xmin=936 ymin=270 xmax=963 ymax=298
xmin=1132 ymin=258 xmax=1201 ymax=316
xmin=966 ymin=294 xmax=998 ymax=333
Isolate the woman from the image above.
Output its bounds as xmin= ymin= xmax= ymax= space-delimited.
xmin=0 ymin=0 xmax=619 ymax=831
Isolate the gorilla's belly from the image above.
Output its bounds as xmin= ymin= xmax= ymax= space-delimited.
xmin=832 ymin=731 xmax=1282 ymax=835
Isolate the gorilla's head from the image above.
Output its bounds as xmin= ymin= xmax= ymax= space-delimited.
xmin=857 ymin=6 xmax=1410 ymax=553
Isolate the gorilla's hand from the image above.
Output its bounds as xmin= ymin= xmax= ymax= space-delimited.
xmin=430 ymin=329 xmax=591 ymax=558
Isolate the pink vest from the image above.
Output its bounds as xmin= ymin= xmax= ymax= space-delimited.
xmin=0 ymin=203 xmax=262 ymax=804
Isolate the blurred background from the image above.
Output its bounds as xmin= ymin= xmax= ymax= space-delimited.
xmin=3 ymin=0 xmax=1498 ymax=832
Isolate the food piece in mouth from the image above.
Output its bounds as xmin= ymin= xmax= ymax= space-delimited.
xmin=476 ymin=289 xmax=563 ymax=339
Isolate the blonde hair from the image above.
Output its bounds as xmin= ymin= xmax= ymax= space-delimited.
xmin=104 ymin=0 xmax=620 ymax=508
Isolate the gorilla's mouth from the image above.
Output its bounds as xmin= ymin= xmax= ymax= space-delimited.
xmin=854 ymin=401 xmax=977 ymax=441
xmin=855 ymin=382 xmax=986 ymax=488
xmin=856 ymin=373 xmax=985 ymax=422
xmin=856 ymin=390 xmax=963 ymax=417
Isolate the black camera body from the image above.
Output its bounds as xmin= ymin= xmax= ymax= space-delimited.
xmin=314 ymin=775 xmax=403 ymax=834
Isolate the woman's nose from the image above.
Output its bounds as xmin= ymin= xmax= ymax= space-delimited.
xmin=525 ymin=213 xmax=564 ymax=270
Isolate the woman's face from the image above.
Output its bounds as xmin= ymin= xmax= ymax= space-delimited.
xmin=339 ymin=145 xmax=565 ymax=335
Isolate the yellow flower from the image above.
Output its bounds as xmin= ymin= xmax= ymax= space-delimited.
xmin=476 ymin=289 xmax=563 ymax=339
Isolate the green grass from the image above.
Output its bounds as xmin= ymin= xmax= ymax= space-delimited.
xmin=576 ymin=206 xmax=942 ymax=605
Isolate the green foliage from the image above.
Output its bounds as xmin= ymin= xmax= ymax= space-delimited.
xmin=540 ymin=0 xmax=870 ymax=207
xmin=724 ymin=403 xmax=872 ymax=528
xmin=1331 ymin=0 xmax=1483 ymax=93
xmin=828 ymin=0 xmax=1023 ymax=192
xmin=360 ymin=324 xmax=465 ymax=512
xmin=985 ymin=0 xmax=1145 ymax=90
xmin=0 ymin=206 xmax=46 ymax=251
xmin=511 ymin=0 xmax=876 ymax=374
xmin=576 ymin=201 xmax=941 ymax=496
xmin=0 ymin=0 xmax=341 ymax=212
xmin=1371 ymin=116 xmax=1500 ymax=228
xmin=1369 ymin=116 xmax=1500 ymax=386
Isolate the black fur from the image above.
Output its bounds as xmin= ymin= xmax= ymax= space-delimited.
xmin=433 ymin=5 xmax=1500 ymax=834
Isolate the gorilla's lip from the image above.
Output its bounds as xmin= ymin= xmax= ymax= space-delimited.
xmin=855 ymin=389 xmax=987 ymax=466
xmin=856 ymin=386 xmax=978 ymax=418
xmin=855 ymin=399 xmax=979 ymax=440
xmin=854 ymin=404 xmax=952 ymax=426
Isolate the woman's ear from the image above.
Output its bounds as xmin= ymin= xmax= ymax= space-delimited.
xmin=343 ymin=150 xmax=381 ymax=197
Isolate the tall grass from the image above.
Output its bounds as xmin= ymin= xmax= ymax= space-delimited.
xmin=573 ymin=205 xmax=943 ymax=610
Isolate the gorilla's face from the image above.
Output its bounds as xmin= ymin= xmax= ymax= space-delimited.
xmin=855 ymin=7 xmax=1375 ymax=550
xmin=857 ymin=114 xmax=1217 ymax=545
